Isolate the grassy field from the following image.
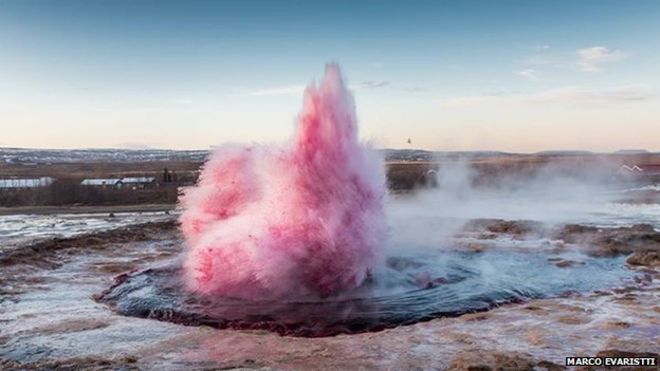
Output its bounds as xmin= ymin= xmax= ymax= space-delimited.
xmin=1 ymin=152 xmax=658 ymax=208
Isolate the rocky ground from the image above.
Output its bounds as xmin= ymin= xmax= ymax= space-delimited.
xmin=0 ymin=219 xmax=658 ymax=370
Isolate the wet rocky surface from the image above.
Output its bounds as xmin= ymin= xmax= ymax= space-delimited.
xmin=1 ymin=218 xmax=659 ymax=370
xmin=553 ymin=223 xmax=660 ymax=258
xmin=616 ymin=189 xmax=660 ymax=205
xmin=460 ymin=219 xmax=660 ymax=263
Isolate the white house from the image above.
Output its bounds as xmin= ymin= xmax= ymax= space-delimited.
xmin=0 ymin=177 xmax=56 ymax=190
xmin=80 ymin=177 xmax=157 ymax=190
xmin=122 ymin=177 xmax=156 ymax=184
xmin=121 ymin=177 xmax=156 ymax=189
xmin=80 ymin=178 xmax=124 ymax=189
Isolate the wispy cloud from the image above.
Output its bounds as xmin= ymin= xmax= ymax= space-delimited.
xmin=248 ymin=85 xmax=305 ymax=97
xmin=440 ymin=84 xmax=652 ymax=108
xmin=516 ymin=69 xmax=539 ymax=81
xmin=521 ymin=46 xmax=629 ymax=73
xmin=576 ymin=46 xmax=628 ymax=72
xmin=351 ymin=81 xmax=390 ymax=89
xmin=535 ymin=44 xmax=550 ymax=50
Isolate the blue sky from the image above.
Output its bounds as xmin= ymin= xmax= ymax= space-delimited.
xmin=1 ymin=0 xmax=658 ymax=151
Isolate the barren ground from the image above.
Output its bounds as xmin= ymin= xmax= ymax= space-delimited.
xmin=1 ymin=219 xmax=657 ymax=370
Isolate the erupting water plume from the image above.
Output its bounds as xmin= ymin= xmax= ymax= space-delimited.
xmin=179 ymin=64 xmax=386 ymax=299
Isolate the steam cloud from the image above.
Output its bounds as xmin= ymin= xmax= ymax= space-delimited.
xmin=179 ymin=64 xmax=386 ymax=299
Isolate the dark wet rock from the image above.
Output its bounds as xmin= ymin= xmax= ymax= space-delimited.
xmin=0 ymin=220 xmax=179 ymax=298
xmin=558 ymin=290 xmax=581 ymax=298
xmin=462 ymin=242 xmax=491 ymax=253
xmin=616 ymin=190 xmax=660 ymax=205
xmin=558 ymin=224 xmax=599 ymax=237
xmin=553 ymin=259 xmax=586 ymax=268
xmin=462 ymin=219 xmax=545 ymax=239
xmin=535 ymin=360 xmax=567 ymax=371
xmin=462 ymin=312 xmax=492 ymax=322
xmin=551 ymin=223 xmax=660 ymax=263
xmin=558 ymin=315 xmax=590 ymax=325
xmin=0 ymin=220 xmax=177 ymax=269
xmin=632 ymin=273 xmax=655 ymax=285
xmin=626 ymin=249 xmax=660 ymax=267
xmin=596 ymin=349 xmax=659 ymax=359
xmin=601 ymin=320 xmax=632 ymax=329
xmin=414 ymin=271 xmax=448 ymax=288
xmin=613 ymin=293 xmax=638 ymax=303
xmin=0 ymin=356 xmax=139 ymax=371
xmin=449 ymin=352 xmax=565 ymax=371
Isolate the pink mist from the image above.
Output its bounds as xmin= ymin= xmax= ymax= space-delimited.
xmin=179 ymin=64 xmax=386 ymax=299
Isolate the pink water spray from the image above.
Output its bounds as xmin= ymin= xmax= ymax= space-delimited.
xmin=179 ymin=64 xmax=386 ymax=299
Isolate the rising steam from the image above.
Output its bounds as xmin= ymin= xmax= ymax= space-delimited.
xmin=179 ymin=64 xmax=386 ymax=299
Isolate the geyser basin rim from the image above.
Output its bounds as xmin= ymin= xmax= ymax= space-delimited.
xmin=97 ymin=249 xmax=634 ymax=337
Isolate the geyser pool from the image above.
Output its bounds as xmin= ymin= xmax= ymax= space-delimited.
xmin=179 ymin=63 xmax=385 ymax=299
xmin=97 ymin=249 xmax=633 ymax=337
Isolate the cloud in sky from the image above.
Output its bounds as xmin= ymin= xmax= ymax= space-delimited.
xmin=440 ymin=84 xmax=652 ymax=108
xmin=522 ymin=46 xmax=628 ymax=73
xmin=516 ymin=69 xmax=539 ymax=81
xmin=351 ymin=81 xmax=390 ymax=89
xmin=576 ymin=46 xmax=628 ymax=72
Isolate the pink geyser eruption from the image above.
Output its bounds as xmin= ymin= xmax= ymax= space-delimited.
xmin=179 ymin=64 xmax=386 ymax=299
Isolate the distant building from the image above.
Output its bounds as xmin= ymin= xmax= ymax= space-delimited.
xmin=81 ymin=178 xmax=124 ymax=189
xmin=0 ymin=177 xmax=56 ymax=190
xmin=80 ymin=177 xmax=157 ymax=190
xmin=121 ymin=177 xmax=157 ymax=189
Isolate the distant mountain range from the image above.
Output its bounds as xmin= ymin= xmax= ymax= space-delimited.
xmin=0 ymin=148 xmax=210 ymax=164
xmin=0 ymin=147 xmax=655 ymax=164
